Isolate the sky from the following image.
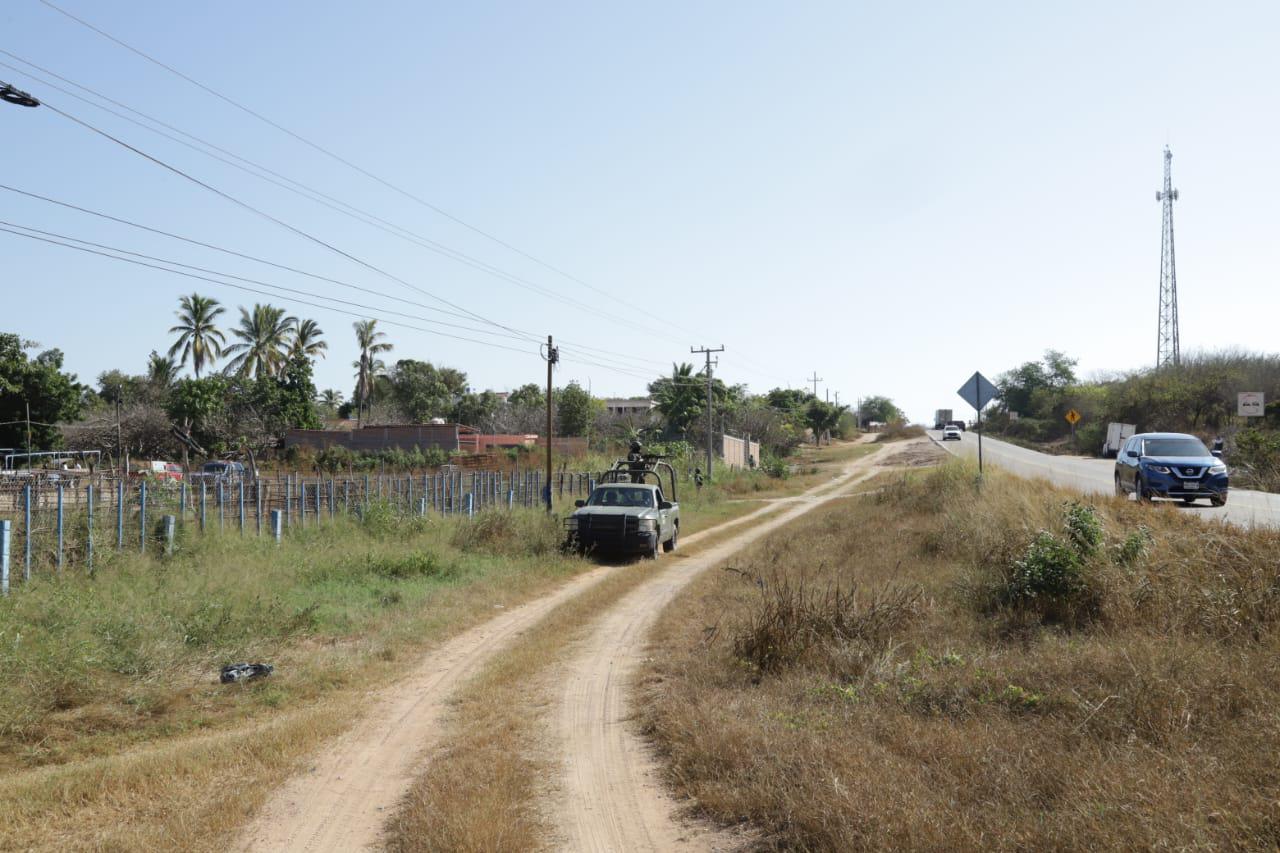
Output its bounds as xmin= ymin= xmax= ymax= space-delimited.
xmin=2 ymin=1 xmax=1278 ymax=424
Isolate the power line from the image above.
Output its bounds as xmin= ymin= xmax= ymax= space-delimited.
xmin=23 ymin=6 xmax=708 ymax=337
xmin=0 ymin=52 xmax=698 ymax=343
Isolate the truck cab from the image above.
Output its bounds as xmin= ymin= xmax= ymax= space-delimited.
xmin=565 ymin=454 xmax=680 ymax=559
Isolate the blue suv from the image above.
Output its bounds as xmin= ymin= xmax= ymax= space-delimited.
xmin=1114 ymin=432 xmax=1228 ymax=506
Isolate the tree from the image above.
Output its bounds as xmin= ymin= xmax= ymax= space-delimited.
xmin=225 ymin=304 xmax=296 ymax=378
xmin=167 ymin=293 xmax=226 ymax=378
xmin=167 ymin=375 xmax=230 ymax=453
xmin=857 ymin=395 xmax=904 ymax=425
xmin=386 ymin=359 xmax=462 ymax=422
xmin=146 ymin=350 xmax=178 ymax=390
xmin=506 ymin=383 xmax=544 ymax=410
xmin=805 ymin=399 xmax=847 ymax=445
xmin=556 ymin=381 xmax=601 ymax=437
xmin=453 ymin=390 xmax=501 ymax=429
xmin=353 ymin=319 xmax=392 ymax=425
xmin=649 ymin=363 xmax=703 ymax=434
xmin=289 ymin=318 xmax=328 ymax=362
xmin=318 ymin=388 xmax=344 ymax=413
xmin=996 ymin=350 xmax=1078 ymax=417
xmin=0 ymin=334 xmax=86 ymax=450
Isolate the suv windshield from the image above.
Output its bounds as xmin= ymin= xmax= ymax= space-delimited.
xmin=1142 ymin=437 xmax=1209 ymax=458
xmin=587 ymin=486 xmax=654 ymax=508
xmin=203 ymin=463 xmax=227 ymax=472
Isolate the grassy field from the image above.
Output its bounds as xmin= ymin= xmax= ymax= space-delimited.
xmin=0 ymin=503 xmax=588 ymax=850
xmin=640 ymin=460 xmax=1280 ymax=850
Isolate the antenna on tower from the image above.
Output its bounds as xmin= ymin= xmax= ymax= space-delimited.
xmin=1156 ymin=146 xmax=1181 ymax=368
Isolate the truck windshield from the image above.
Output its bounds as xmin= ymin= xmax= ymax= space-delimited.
xmin=587 ymin=487 xmax=654 ymax=508
xmin=1143 ymin=438 xmax=1209 ymax=457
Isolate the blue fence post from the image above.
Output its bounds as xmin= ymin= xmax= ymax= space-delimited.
xmin=116 ymin=479 xmax=124 ymax=552
xmin=299 ymin=481 xmax=306 ymax=530
xmin=179 ymin=481 xmax=187 ymax=521
xmin=343 ymin=479 xmax=350 ymax=513
xmin=363 ymin=474 xmax=370 ymax=509
xmin=139 ymin=481 xmax=147 ymax=554
xmin=86 ymin=483 xmax=94 ymax=575
xmin=285 ymin=476 xmax=292 ymax=528
xmin=466 ymin=492 xmax=474 ymax=518
xmin=507 ymin=489 xmax=515 ymax=510
xmin=239 ymin=480 xmax=246 ymax=535
xmin=1 ymin=519 xmax=10 ymax=596
xmin=315 ymin=480 xmax=322 ymax=522
xmin=256 ymin=481 xmax=263 ymax=535
xmin=407 ymin=477 xmax=413 ymax=516
xmin=55 ymin=482 xmax=64 ymax=574
xmin=270 ymin=509 xmax=283 ymax=544
xmin=218 ymin=481 xmax=226 ymax=532
xmin=200 ymin=482 xmax=207 ymax=532
xmin=163 ymin=514 xmax=176 ymax=555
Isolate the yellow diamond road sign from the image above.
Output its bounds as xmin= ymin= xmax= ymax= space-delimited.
xmin=1065 ymin=409 xmax=1081 ymax=425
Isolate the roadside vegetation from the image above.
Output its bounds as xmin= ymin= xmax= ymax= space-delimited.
xmin=984 ymin=349 xmax=1280 ymax=490
xmin=0 ymin=504 xmax=580 ymax=850
xmin=641 ymin=460 xmax=1280 ymax=850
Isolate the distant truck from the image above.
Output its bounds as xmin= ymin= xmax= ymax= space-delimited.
xmin=934 ymin=409 xmax=953 ymax=430
xmin=1101 ymin=423 xmax=1136 ymax=458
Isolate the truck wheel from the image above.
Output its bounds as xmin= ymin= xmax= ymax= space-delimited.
xmin=662 ymin=525 xmax=678 ymax=553
xmin=648 ymin=535 xmax=661 ymax=560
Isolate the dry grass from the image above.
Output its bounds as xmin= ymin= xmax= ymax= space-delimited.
xmin=640 ymin=460 xmax=1280 ymax=851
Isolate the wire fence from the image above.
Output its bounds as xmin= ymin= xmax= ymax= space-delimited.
xmin=0 ymin=467 xmax=603 ymax=595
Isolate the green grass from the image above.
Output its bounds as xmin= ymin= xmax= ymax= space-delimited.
xmin=0 ymin=502 xmax=580 ymax=773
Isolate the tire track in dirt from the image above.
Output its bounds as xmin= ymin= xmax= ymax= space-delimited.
xmin=552 ymin=443 xmax=902 ymax=851
xmin=234 ymin=487 xmax=830 ymax=851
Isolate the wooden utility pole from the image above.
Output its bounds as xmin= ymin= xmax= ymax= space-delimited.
xmin=543 ymin=335 xmax=558 ymax=513
xmin=691 ymin=345 xmax=724 ymax=482
xmin=808 ymin=371 xmax=823 ymax=397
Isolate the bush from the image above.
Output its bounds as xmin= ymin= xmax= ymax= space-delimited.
xmin=1063 ymin=502 xmax=1103 ymax=556
xmin=1006 ymin=531 xmax=1085 ymax=603
xmin=449 ymin=509 xmax=563 ymax=557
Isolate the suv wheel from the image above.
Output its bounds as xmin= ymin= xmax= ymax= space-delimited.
xmin=662 ymin=525 xmax=678 ymax=553
xmin=1210 ymin=494 xmax=1227 ymax=507
xmin=1135 ymin=476 xmax=1149 ymax=502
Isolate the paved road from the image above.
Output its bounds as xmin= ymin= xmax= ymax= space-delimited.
xmin=930 ymin=430 xmax=1280 ymax=529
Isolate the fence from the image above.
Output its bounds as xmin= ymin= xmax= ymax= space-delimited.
xmin=722 ymin=435 xmax=761 ymax=471
xmin=0 ymin=467 xmax=604 ymax=595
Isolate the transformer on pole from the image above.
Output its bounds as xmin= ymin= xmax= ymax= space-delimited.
xmin=1156 ymin=146 xmax=1181 ymax=368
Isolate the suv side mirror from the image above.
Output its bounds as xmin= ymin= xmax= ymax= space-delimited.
xmin=574 ymin=499 xmax=585 ymax=508
xmin=1211 ymin=449 xmax=1223 ymax=459
xmin=1125 ymin=450 xmax=1139 ymax=458
xmin=659 ymin=500 xmax=673 ymax=510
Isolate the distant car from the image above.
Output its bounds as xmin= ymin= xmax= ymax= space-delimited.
xmin=1114 ymin=432 xmax=1227 ymax=506
xmin=132 ymin=460 xmax=184 ymax=481
xmin=192 ymin=460 xmax=248 ymax=485
xmin=942 ymin=425 xmax=962 ymax=441
xmin=946 ymin=420 xmax=966 ymax=432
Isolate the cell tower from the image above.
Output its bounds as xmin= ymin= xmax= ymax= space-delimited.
xmin=1155 ymin=145 xmax=1180 ymax=368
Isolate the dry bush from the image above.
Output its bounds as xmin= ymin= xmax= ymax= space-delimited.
xmin=640 ymin=460 xmax=1280 ymax=850
xmin=874 ymin=422 xmax=927 ymax=442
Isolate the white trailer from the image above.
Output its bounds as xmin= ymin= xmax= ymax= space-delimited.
xmin=1101 ymin=423 xmax=1136 ymax=458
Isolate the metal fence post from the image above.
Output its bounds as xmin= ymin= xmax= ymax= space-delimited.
xmin=1 ymin=519 xmax=10 ymax=596
xmin=285 ymin=476 xmax=292 ymax=528
xmin=86 ymin=483 xmax=94 ymax=575
xmin=239 ymin=480 xmax=246 ymax=535
xmin=256 ymin=481 xmax=263 ymax=535
xmin=270 ymin=509 xmax=283 ymax=544
xmin=466 ymin=492 xmax=474 ymax=518
xmin=22 ymin=484 xmax=32 ymax=581
xmin=55 ymin=482 xmax=64 ymax=574
xmin=163 ymin=514 xmax=176 ymax=555
xmin=218 ymin=481 xmax=225 ymax=532
xmin=116 ymin=479 xmax=124 ymax=552
xmin=315 ymin=479 xmax=321 ymax=522
xmin=139 ymin=481 xmax=147 ymax=554
xmin=200 ymin=482 xmax=207 ymax=533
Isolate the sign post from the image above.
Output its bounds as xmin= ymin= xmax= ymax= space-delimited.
xmin=1064 ymin=408 xmax=1081 ymax=448
xmin=957 ymin=371 xmax=999 ymax=474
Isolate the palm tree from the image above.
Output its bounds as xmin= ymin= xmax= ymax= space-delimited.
xmin=318 ymin=388 xmax=344 ymax=412
xmin=289 ymin=318 xmax=328 ymax=362
xmin=648 ymin=363 xmax=703 ymax=434
xmin=353 ymin=319 xmax=392 ymax=426
xmin=146 ymin=350 xmax=179 ymax=388
xmin=167 ymin=293 xmax=226 ymax=378
xmin=224 ymin=304 xmax=296 ymax=378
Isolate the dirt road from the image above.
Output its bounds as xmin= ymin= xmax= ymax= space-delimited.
xmin=238 ymin=439 xmax=900 ymax=851
xmin=551 ymin=444 xmax=898 ymax=851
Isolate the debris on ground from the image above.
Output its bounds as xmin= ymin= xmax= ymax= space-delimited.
xmin=220 ymin=662 xmax=274 ymax=684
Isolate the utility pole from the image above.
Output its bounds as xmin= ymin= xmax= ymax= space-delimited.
xmin=542 ymin=335 xmax=558 ymax=513
xmin=691 ymin=345 xmax=724 ymax=482
xmin=808 ymin=371 xmax=823 ymax=397
xmin=115 ymin=397 xmax=124 ymax=475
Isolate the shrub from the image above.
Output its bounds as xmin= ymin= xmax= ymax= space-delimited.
xmin=1114 ymin=527 xmax=1152 ymax=567
xmin=1063 ymin=502 xmax=1103 ymax=556
xmin=1006 ymin=531 xmax=1085 ymax=604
